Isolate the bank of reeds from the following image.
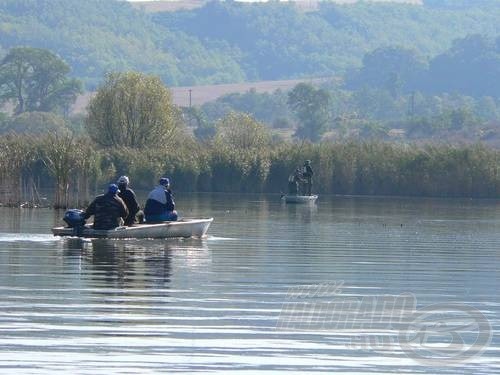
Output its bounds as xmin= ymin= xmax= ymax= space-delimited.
xmin=0 ymin=134 xmax=498 ymax=207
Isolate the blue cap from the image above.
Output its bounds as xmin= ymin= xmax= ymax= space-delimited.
xmin=159 ymin=177 xmax=170 ymax=186
xmin=108 ymin=183 xmax=119 ymax=194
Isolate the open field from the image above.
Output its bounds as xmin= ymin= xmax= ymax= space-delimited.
xmin=71 ymin=77 xmax=332 ymax=113
xmin=130 ymin=0 xmax=423 ymax=13
xmin=130 ymin=0 xmax=207 ymax=13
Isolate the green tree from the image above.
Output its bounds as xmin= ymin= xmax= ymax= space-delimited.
xmin=203 ymin=88 xmax=291 ymax=125
xmin=85 ymin=72 xmax=177 ymax=149
xmin=212 ymin=112 xmax=271 ymax=191
xmin=214 ymin=111 xmax=271 ymax=151
xmin=428 ymin=34 xmax=500 ymax=96
xmin=347 ymin=46 xmax=427 ymax=95
xmin=288 ymin=83 xmax=331 ymax=142
xmin=475 ymin=96 xmax=499 ymax=120
xmin=0 ymin=47 xmax=82 ymax=114
xmin=185 ymin=106 xmax=216 ymax=140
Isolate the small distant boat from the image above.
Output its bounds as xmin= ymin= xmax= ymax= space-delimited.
xmin=52 ymin=218 xmax=213 ymax=239
xmin=282 ymin=194 xmax=318 ymax=204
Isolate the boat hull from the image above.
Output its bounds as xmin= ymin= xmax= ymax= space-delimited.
xmin=52 ymin=218 xmax=213 ymax=239
xmin=282 ymin=195 xmax=318 ymax=204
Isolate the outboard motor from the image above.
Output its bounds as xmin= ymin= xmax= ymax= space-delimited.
xmin=63 ymin=209 xmax=86 ymax=228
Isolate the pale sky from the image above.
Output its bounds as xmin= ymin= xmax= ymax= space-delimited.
xmin=126 ymin=0 xmax=423 ymax=3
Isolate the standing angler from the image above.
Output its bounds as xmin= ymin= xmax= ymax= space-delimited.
xmin=302 ymin=160 xmax=314 ymax=196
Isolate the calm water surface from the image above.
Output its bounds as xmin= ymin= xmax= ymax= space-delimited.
xmin=0 ymin=194 xmax=498 ymax=374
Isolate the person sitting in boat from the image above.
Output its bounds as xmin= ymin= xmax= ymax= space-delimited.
xmin=144 ymin=177 xmax=178 ymax=222
xmin=302 ymin=160 xmax=314 ymax=196
xmin=117 ymin=175 xmax=144 ymax=226
xmin=287 ymin=167 xmax=303 ymax=195
xmin=83 ymin=183 xmax=129 ymax=230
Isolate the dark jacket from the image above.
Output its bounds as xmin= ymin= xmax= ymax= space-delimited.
xmin=144 ymin=185 xmax=175 ymax=216
xmin=118 ymin=186 xmax=140 ymax=226
xmin=83 ymin=192 xmax=128 ymax=230
xmin=303 ymin=165 xmax=314 ymax=179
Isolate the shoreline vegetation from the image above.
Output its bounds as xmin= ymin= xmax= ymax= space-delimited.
xmin=0 ymin=134 xmax=498 ymax=208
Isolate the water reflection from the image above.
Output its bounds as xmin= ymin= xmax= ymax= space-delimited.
xmin=61 ymin=238 xmax=210 ymax=291
xmin=282 ymin=201 xmax=318 ymax=223
xmin=89 ymin=239 xmax=171 ymax=288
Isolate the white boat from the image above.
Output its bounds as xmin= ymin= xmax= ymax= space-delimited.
xmin=52 ymin=218 xmax=213 ymax=239
xmin=282 ymin=194 xmax=318 ymax=204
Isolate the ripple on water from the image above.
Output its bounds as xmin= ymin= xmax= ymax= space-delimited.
xmin=0 ymin=196 xmax=498 ymax=374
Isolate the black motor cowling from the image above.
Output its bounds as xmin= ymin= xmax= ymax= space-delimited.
xmin=63 ymin=209 xmax=86 ymax=228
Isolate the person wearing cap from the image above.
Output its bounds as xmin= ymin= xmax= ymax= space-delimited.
xmin=83 ymin=184 xmax=129 ymax=230
xmin=302 ymin=160 xmax=314 ymax=196
xmin=117 ymin=175 xmax=142 ymax=226
xmin=144 ymin=177 xmax=178 ymax=222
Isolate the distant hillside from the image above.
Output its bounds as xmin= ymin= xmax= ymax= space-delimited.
xmin=0 ymin=0 xmax=245 ymax=88
xmin=1 ymin=0 xmax=500 ymax=88
xmin=130 ymin=0 xmax=208 ymax=13
xmin=130 ymin=0 xmax=423 ymax=13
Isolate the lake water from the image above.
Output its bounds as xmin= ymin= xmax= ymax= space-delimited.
xmin=0 ymin=194 xmax=498 ymax=374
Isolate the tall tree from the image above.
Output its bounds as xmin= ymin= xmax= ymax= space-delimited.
xmin=346 ymin=46 xmax=427 ymax=95
xmin=211 ymin=112 xmax=272 ymax=191
xmin=0 ymin=47 xmax=82 ymax=114
xmin=288 ymin=83 xmax=331 ymax=142
xmin=85 ymin=71 xmax=177 ymax=149
xmin=213 ymin=111 xmax=271 ymax=151
xmin=428 ymin=34 xmax=500 ymax=96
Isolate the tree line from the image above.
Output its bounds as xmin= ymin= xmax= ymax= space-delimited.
xmin=0 ymin=45 xmax=498 ymax=206
xmin=1 ymin=69 xmax=499 ymax=207
xmin=185 ymin=33 xmax=500 ymax=143
xmin=346 ymin=35 xmax=500 ymax=98
xmin=2 ymin=43 xmax=500 ymax=145
xmin=194 ymin=82 xmax=500 ymax=145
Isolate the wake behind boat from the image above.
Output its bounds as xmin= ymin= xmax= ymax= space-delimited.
xmin=52 ymin=218 xmax=213 ymax=239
